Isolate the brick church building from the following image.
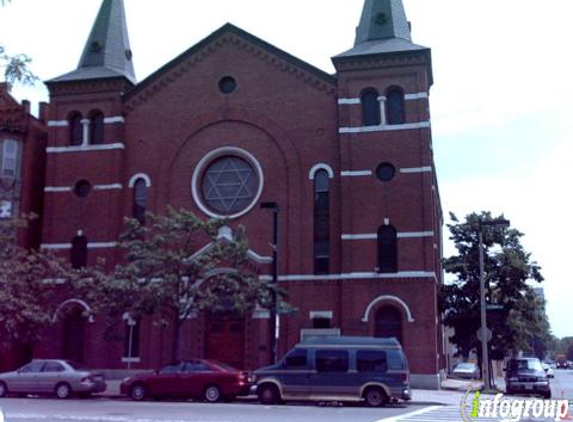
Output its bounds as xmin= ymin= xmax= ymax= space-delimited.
xmin=2 ymin=0 xmax=445 ymax=388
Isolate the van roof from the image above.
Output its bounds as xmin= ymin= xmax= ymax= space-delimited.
xmin=298 ymin=335 xmax=401 ymax=348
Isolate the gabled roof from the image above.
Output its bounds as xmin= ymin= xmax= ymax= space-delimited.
xmin=124 ymin=23 xmax=336 ymax=103
xmin=48 ymin=0 xmax=136 ymax=85
xmin=335 ymin=0 xmax=428 ymax=59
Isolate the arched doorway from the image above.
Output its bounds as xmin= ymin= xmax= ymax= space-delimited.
xmin=374 ymin=306 xmax=403 ymax=345
xmin=61 ymin=307 xmax=87 ymax=362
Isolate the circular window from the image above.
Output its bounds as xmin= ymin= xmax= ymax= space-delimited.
xmin=74 ymin=180 xmax=92 ymax=197
xmin=376 ymin=163 xmax=396 ymax=182
xmin=218 ymin=76 xmax=236 ymax=94
xmin=192 ymin=148 xmax=263 ymax=219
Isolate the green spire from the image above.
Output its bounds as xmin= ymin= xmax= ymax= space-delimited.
xmin=355 ymin=0 xmax=412 ymax=46
xmin=334 ymin=0 xmax=427 ymax=60
xmin=49 ymin=0 xmax=136 ymax=84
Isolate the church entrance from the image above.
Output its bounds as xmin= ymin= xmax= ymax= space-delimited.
xmin=374 ymin=306 xmax=403 ymax=345
xmin=61 ymin=307 xmax=87 ymax=362
xmin=204 ymin=314 xmax=245 ymax=370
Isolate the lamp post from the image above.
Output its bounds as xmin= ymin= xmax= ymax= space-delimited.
xmin=260 ymin=201 xmax=279 ymax=364
xmin=478 ymin=218 xmax=510 ymax=392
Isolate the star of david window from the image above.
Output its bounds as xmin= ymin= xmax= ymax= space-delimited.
xmin=200 ymin=155 xmax=259 ymax=215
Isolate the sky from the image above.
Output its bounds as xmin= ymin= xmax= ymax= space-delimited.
xmin=1 ymin=0 xmax=572 ymax=338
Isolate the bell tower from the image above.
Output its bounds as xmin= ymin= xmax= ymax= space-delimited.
xmin=41 ymin=0 xmax=136 ymax=270
xmin=332 ymin=0 xmax=443 ymax=388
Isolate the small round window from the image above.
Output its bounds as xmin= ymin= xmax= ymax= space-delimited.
xmin=218 ymin=76 xmax=236 ymax=94
xmin=375 ymin=163 xmax=396 ymax=182
xmin=74 ymin=180 xmax=92 ymax=197
xmin=201 ymin=156 xmax=258 ymax=215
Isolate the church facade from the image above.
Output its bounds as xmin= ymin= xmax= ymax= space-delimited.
xmin=12 ymin=0 xmax=444 ymax=388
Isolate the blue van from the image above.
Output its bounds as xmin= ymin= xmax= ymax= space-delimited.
xmin=254 ymin=336 xmax=411 ymax=406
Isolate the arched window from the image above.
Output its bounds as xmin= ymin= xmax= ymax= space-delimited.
xmin=133 ymin=178 xmax=148 ymax=224
xmin=377 ymin=225 xmax=397 ymax=273
xmin=375 ymin=306 xmax=403 ymax=344
xmin=361 ymin=89 xmax=381 ymax=126
xmin=314 ymin=170 xmax=330 ymax=274
xmin=89 ymin=111 xmax=104 ymax=145
xmin=386 ymin=87 xmax=405 ymax=125
xmin=69 ymin=112 xmax=83 ymax=146
xmin=70 ymin=235 xmax=88 ymax=269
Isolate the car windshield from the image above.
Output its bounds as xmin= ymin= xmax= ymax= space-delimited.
xmin=509 ymin=359 xmax=543 ymax=371
xmin=211 ymin=361 xmax=237 ymax=371
xmin=456 ymin=363 xmax=475 ymax=370
xmin=63 ymin=361 xmax=88 ymax=371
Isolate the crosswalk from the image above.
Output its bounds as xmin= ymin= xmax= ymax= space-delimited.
xmin=377 ymin=403 xmax=572 ymax=422
xmin=376 ymin=405 xmax=521 ymax=422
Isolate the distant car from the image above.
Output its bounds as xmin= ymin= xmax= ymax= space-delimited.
xmin=505 ymin=357 xmax=551 ymax=399
xmin=452 ymin=362 xmax=480 ymax=379
xmin=0 ymin=359 xmax=106 ymax=399
xmin=542 ymin=363 xmax=555 ymax=378
xmin=120 ymin=359 xmax=253 ymax=402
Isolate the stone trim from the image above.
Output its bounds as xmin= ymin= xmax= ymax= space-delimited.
xmin=339 ymin=121 xmax=430 ymax=134
xmin=47 ymin=143 xmax=125 ymax=153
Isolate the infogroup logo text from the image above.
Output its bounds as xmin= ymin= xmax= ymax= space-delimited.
xmin=460 ymin=389 xmax=571 ymax=422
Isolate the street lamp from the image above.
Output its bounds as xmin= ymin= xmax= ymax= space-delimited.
xmin=478 ymin=218 xmax=510 ymax=392
xmin=260 ymin=201 xmax=279 ymax=364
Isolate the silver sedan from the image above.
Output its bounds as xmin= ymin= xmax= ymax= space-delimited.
xmin=0 ymin=359 xmax=106 ymax=399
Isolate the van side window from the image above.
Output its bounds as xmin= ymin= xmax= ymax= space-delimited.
xmin=357 ymin=350 xmax=387 ymax=372
xmin=285 ymin=348 xmax=308 ymax=368
xmin=316 ymin=350 xmax=348 ymax=372
xmin=387 ymin=350 xmax=407 ymax=370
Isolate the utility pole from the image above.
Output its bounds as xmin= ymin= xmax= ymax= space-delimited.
xmin=478 ymin=218 xmax=510 ymax=392
xmin=260 ymin=201 xmax=279 ymax=364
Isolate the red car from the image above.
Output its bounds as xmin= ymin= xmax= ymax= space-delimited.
xmin=120 ymin=360 xmax=253 ymax=402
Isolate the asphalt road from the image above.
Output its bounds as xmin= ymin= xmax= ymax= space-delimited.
xmin=0 ymin=398 xmax=431 ymax=422
xmin=551 ymin=368 xmax=573 ymax=400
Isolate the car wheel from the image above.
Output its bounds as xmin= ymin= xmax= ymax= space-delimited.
xmin=257 ymin=384 xmax=281 ymax=405
xmin=543 ymin=390 xmax=551 ymax=399
xmin=0 ymin=381 xmax=7 ymax=398
xmin=204 ymin=385 xmax=221 ymax=403
xmin=130 ymin=384 xmax=147 ymax=401
xmin=55 ymin=383 xmax=72 ymax=399
xmin=364 ymin=387 xmax=389 ymax=407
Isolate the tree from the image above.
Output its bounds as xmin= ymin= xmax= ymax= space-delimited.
xmin=0 ymin=215 xmax=72 ymax=360
xmin=1 ymin=0 xmax=37 ymax=85
xmin=78 ymin=207 xmax=282 ymax=361
xmin=440 ymin=211 xmax=546 ymax=360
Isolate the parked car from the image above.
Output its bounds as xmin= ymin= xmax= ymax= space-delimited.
xmin=542 ymin=363 xmax=555 ymax=378
xmin=254 ymin=335 xmax=411 ymax=407
xmin=0 ymin=359 xmax=106 ymax=399
xmin=452 ymin=362 xmax=479 ymax=379
xmin=505 ymin=357 xmax=551 ymax=399
xmin=120 ymin=359 xmax=253 ymax=402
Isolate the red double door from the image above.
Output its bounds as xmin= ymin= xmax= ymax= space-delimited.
xmin=205 ymin=314 xmax=246 ymax=370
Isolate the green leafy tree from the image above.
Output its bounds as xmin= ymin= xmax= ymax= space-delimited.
xmin=78 ymin=207 xmax=282 ymax=360
xmin=440 ymin=211 xmax=545 ymax=360
xmin=1 ymin=0 xmax=37 ymax=85
xmin=0 ymin=215 xmax=72 ymax=356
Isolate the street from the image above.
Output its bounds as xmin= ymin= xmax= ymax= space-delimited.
xmin=551 ymin=368 xmax=573 ymax=401
xmin=0 ymin=398 xmax=429 ymax=422
xmin=0 ymin=370 xmax=571 ymax=422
